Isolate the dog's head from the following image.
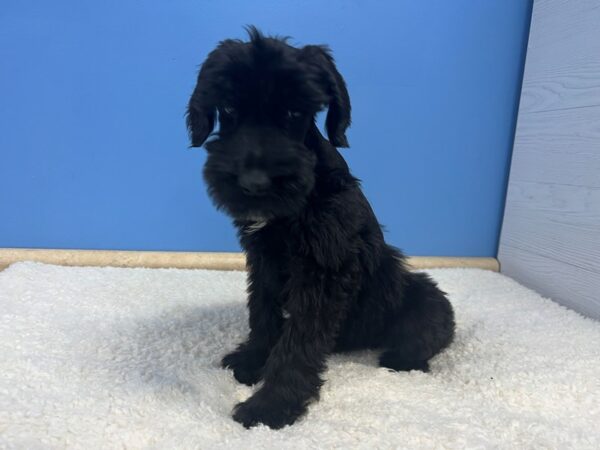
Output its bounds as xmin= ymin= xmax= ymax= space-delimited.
xmin=186 ymin=27 xmax=351 ymax=221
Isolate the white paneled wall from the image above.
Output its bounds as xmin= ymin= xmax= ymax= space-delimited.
xmin=499 ymin=0 xmax=600 ymax=320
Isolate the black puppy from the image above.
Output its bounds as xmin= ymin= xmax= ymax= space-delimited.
xmin=187 ymin=28 xmax=455 ymax=429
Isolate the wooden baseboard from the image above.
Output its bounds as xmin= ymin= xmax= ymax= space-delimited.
xmin=0 ymin=248 xmax=499 ymax=272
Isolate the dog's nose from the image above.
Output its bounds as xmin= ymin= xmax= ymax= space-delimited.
xmin=238 ymin=170 xmax=271 ymax=195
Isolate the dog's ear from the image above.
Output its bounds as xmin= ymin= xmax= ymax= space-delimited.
xmin=186 ymin=73 xmax=216 ymax=148
xmin=187 ymin=46 xmax=228 ymax=147
xmin=300 ymin=45 xmax=351 ymax=148
xmin=186 ymin=94 xmax=215 ymax=148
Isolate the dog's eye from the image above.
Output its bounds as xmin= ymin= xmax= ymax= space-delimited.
xmin=222 ymin=106 xmax=236 ymax=116
xmin=287 ymin=110 xmax=303 ymax=119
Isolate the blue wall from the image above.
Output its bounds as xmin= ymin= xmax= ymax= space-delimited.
xmin=0 ymin=1 xmax=532 ymax=256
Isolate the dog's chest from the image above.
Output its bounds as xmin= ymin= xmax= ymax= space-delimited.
xmin=241 ymin=220 xmax=269 ymax=236
xmin=240 ymin=219 xmax=297 ymax=289
xmin=239 ymin=219 xmax=299 ymax=254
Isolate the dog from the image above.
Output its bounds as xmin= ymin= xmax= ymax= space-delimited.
xmin=186 ymin=27 xmax=455 ymax=429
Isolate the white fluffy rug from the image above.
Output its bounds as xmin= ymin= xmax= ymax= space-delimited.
xmin=1 ymin=262 xmax=599 ymax=449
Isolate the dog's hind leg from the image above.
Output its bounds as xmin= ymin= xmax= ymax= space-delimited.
xmin=379 ymin=272 xmax=455 ymax=372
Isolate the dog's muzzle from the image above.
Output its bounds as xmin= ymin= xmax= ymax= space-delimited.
xmin=238 ymin=170 xmax=271 ymax=196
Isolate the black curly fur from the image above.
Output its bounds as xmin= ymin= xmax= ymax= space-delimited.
xmin=187 ymin=27 xmax=455 ymax=429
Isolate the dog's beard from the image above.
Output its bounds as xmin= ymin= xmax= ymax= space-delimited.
xmin=203 ymin=174 xmax=314 ymax=223
xmin=207 ymin=187 xmax=311 ymax=222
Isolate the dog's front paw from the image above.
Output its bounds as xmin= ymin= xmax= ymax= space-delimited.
xmin=221 ymin=347 xmax=265 ymax=386
xmin=232 ymin=392 xmax=306 ymax=429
